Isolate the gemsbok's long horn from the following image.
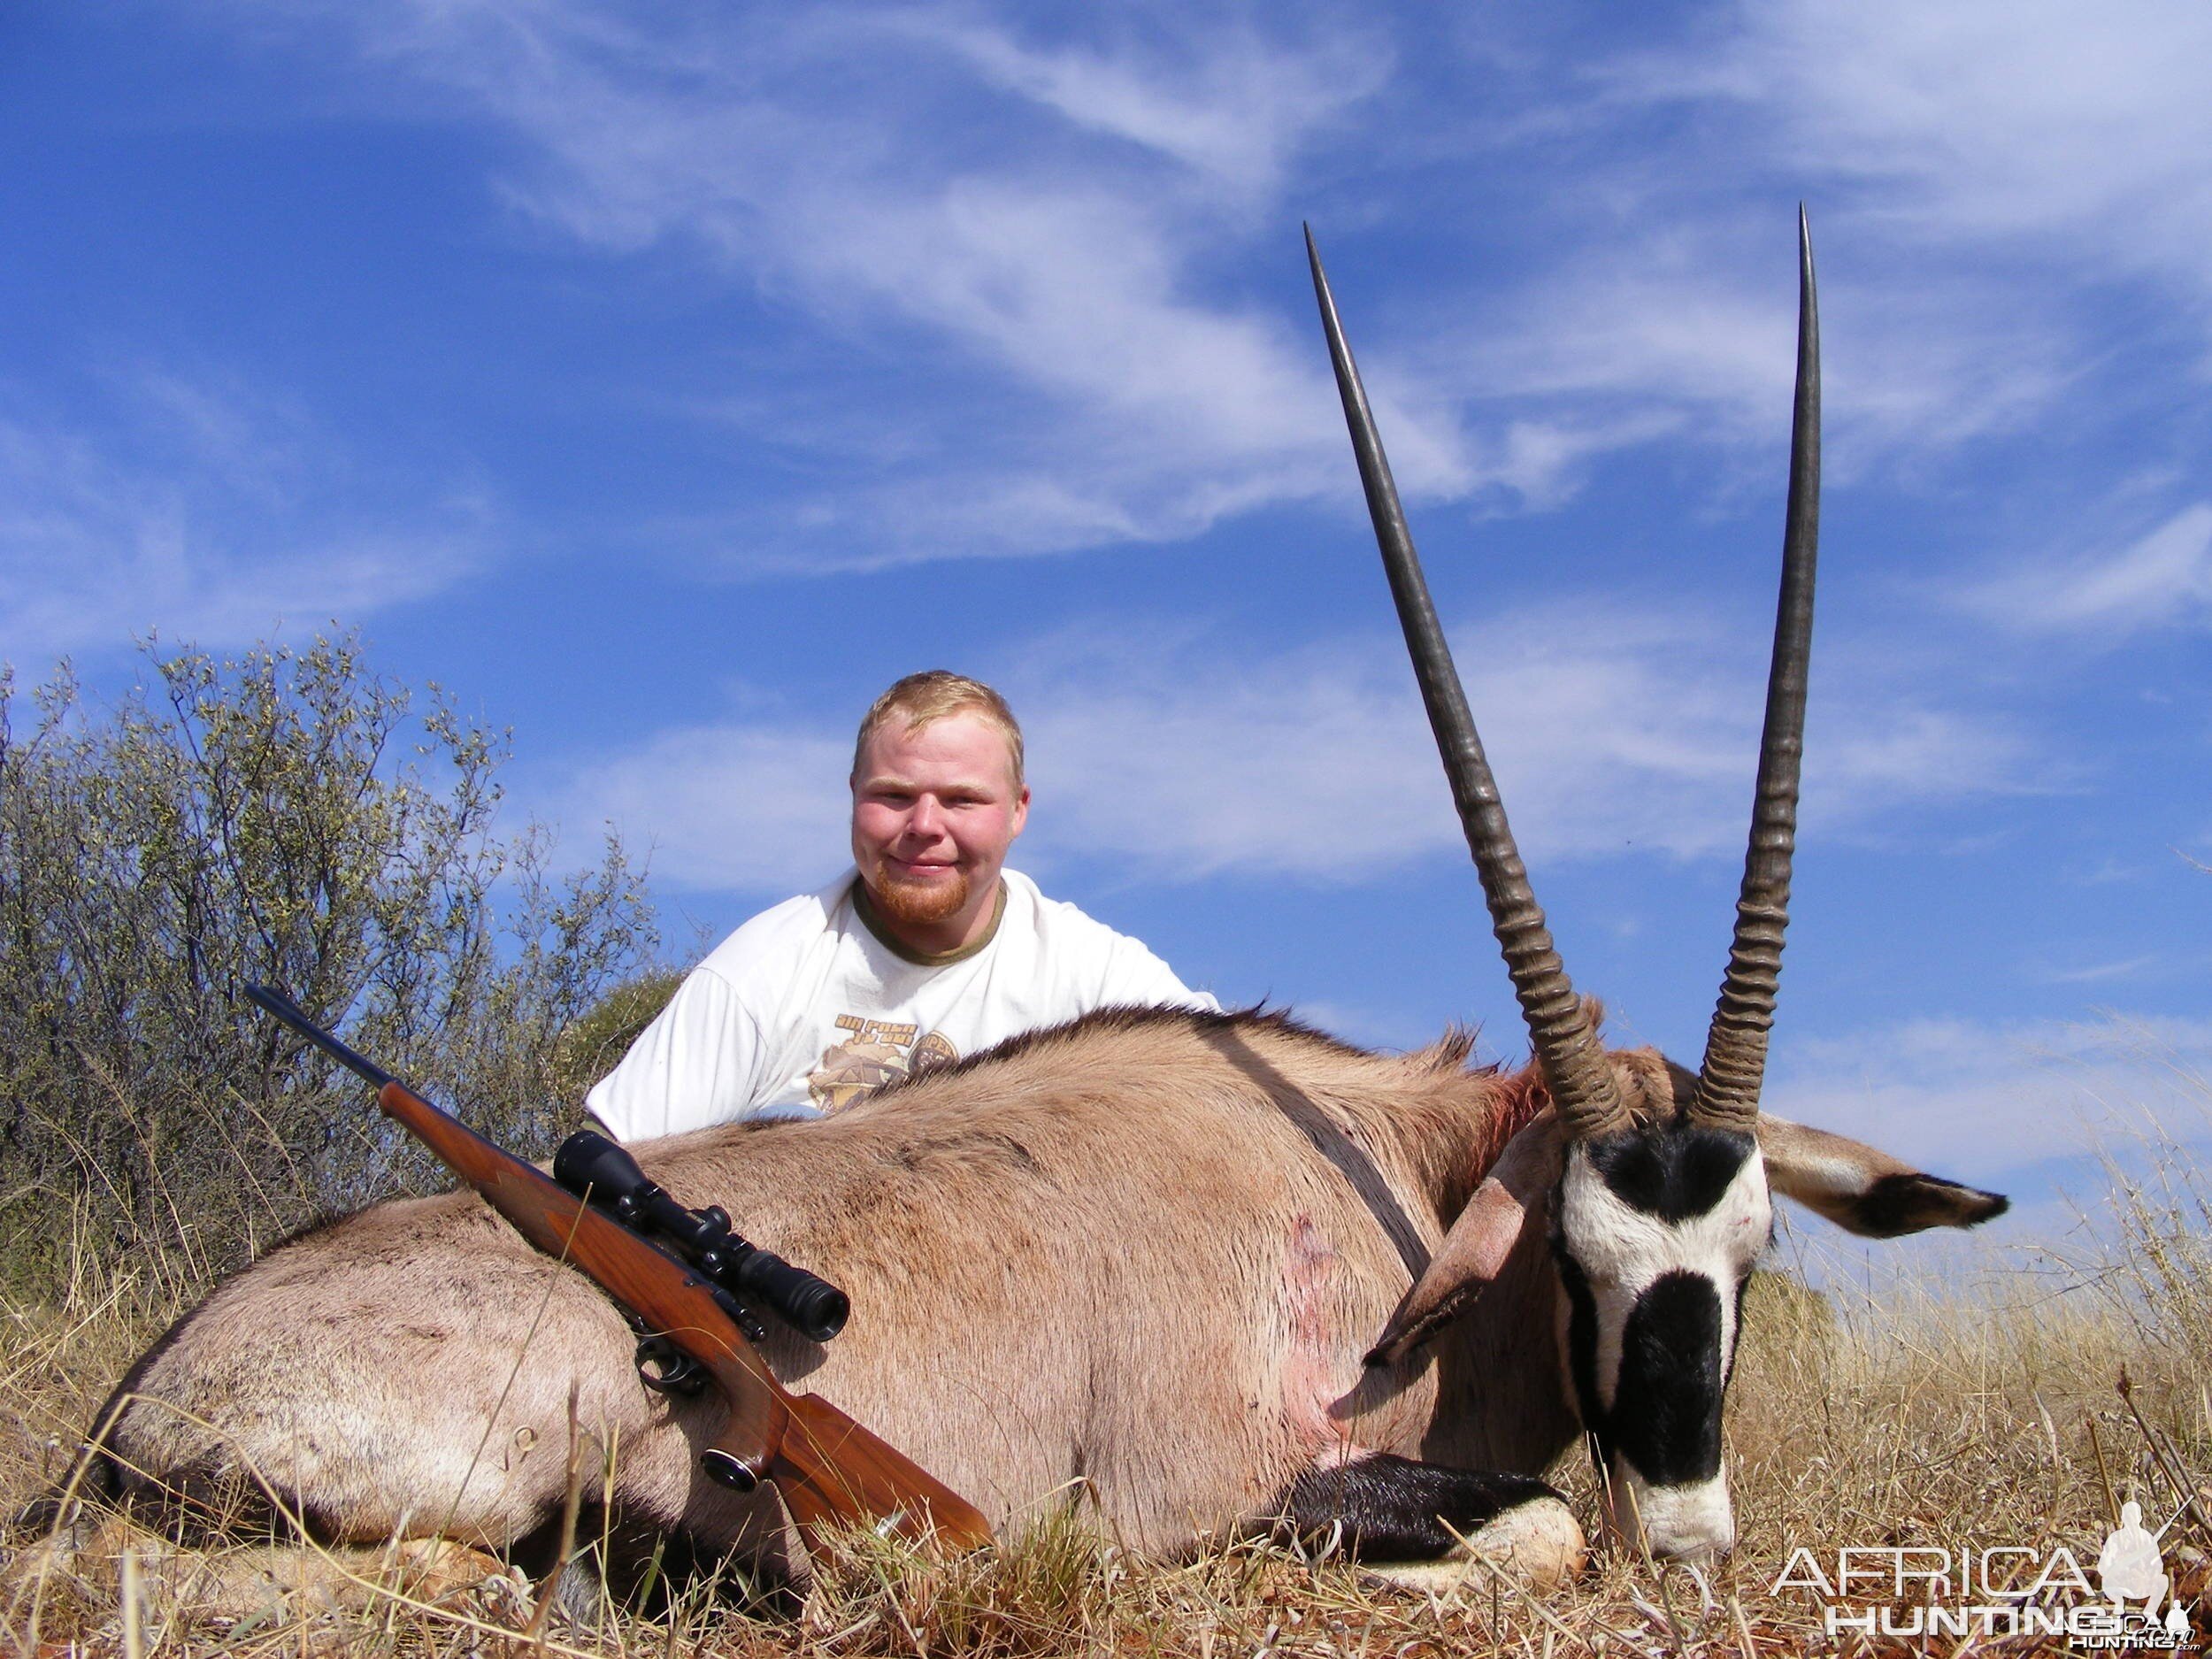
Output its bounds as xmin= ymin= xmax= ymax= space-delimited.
xmin=1689 ymin=209 xmax=1821 ymax=1132
xmin=1307 ymin=225 xmax=1630 ymax=1143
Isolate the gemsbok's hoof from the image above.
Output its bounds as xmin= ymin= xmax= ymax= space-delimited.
xmin=1359 ymin=1496 xmax=1587 ymax=1596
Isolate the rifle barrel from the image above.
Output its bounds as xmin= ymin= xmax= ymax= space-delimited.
xmin=242 ymin=982 xmax=396 ymax=1089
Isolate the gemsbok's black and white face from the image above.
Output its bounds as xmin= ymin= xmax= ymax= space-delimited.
xmin=1310 ymin=213 xmax=2003 ymax=1561
xmin=1555 ymin=1112 xmax=1772 ymax=1560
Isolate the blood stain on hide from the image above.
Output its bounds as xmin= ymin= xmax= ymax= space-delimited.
xmin=1281 ymin=1217 xmax=1347 ymax=1451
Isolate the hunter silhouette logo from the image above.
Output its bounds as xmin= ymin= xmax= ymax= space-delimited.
xmin=1772 ymin=1506 xmax=2199 ymax=1647
xmin=2097 ymin=1504 xmax=2194 ymax=1647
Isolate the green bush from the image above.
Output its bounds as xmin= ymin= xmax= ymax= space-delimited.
xmin=0 ymin=634 xmax=660 ymax=1290
xmin=551 ymin=968 xmax=683 ymax=1105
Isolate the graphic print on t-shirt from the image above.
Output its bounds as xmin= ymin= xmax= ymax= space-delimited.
xmin=807 ymin=1015 xmax=962 ymax=1113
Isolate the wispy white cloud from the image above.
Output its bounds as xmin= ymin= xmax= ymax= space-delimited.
xmin=1522 ymin=0 xmax=2212 ymax=462
xmin=542 ymin=599 xmax=2032 ymax=893
xmin=547 ymin=722 xmax=850 ymax=895
xmin=229 ymin=0 xmax=1997 ymax=572
xmin=0 ymin=372 xmax=488 ymax=664
xmin=1958 ymin=504 xmax=2212 ymax=639
xmin=2034 ymin=954 xmax=2165 ymax=987
xmin=1816 ymin=706 xmax=2037 ymax=813
xmin=1769 ymin=1010 xmax=2212 ymax=1195
xmin=196 ymin=0 xmax=2212 ymax=583
xmin=907 ymin=14 xmax=1387 ymax=202
xmin=1393 ymin=0 xmax=2212 ymax=523
xmin=1681 ymin=0 xmax=2212 ymax=297
xmin=1456 ymin=258 xmax=2070 ymax=484
xmin=1764 ymin=1009 xmax=2212 ymax=1296
xmin=1023 ymin=606 xmax=2036 ymax=879
xmin=234 ymin=1 xmax=1436 ymax=563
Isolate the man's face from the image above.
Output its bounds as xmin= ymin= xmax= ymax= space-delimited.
xmin=849 ymin=710 xmax=1030 ymax=948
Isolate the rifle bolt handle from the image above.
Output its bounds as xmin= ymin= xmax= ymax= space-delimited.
xmin=699 ymin=1448 xmax=762 ymax=1494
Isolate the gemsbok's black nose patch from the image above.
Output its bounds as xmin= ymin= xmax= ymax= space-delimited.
xmin=1609 ymin=1269 xmax=1730 ymax=1486
xmin=1582 ymin=1125 xmax=1756 ymax=1222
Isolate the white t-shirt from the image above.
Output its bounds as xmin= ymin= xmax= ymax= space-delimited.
xmin=587 ymin=868 xmax=1218 ymax=1140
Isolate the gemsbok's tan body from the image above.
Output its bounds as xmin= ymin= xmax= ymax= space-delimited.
xmin=97 ymin=1011 xmax=1992 ymax=1571
xmin=105 ymin=1012 xmax=1546 ymax=1558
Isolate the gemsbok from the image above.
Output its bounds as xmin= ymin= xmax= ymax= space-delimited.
xmin=80 ymin=217 xmax=2002 ymax=1594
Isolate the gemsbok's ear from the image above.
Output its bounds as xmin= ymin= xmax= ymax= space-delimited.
xmin=1365 ymin=1112 xmax=1564 ymax=1367
xmin=1756 ymin=1116 xmax=2008 ymax=1238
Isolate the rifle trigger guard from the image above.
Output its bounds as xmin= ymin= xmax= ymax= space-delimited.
xmin=634 ymin=1334 xmax=708 ymax=1396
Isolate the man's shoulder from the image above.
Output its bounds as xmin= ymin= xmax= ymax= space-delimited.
xmin=999 ymin=867 xmax=1118 ymax=940
xmin=694 ymin=873 xmax=858 ymax=984
xmin=999 ymin=868 xmax=1165 ymax=964
xmin=1000 ymin=869 xmax=1217 ymax=1010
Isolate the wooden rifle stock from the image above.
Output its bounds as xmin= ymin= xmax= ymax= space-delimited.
xmin=373 ymin=1080 xmax=991 ymax=1549
xmin=242 ymin=984 xmax=989 ymax=1552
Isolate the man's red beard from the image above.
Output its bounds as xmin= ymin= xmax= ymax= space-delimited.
xmin=869 ymin=867 xmax=972 ymax=929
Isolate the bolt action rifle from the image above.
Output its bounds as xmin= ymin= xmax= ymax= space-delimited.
xmin=242 ymin=981 xmax=992 ymax=1551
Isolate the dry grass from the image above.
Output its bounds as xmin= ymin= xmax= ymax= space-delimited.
xmin=4 ymin=1135 xmax=2208 ymax=1657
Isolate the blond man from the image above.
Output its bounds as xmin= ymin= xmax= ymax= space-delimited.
xmin=589 ymin=672 xmax=1216 ymax=1138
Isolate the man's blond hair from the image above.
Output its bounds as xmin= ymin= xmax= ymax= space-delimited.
xmin=852 ymin=672 xmax=1025 ymax=788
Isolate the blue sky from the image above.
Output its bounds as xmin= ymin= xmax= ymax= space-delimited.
xmin=5 ymin=1 xmax=2209 ymax=1250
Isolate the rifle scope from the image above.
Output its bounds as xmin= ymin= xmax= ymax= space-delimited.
xmin=553 ymin=1131 xmax=849 ymax=1344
